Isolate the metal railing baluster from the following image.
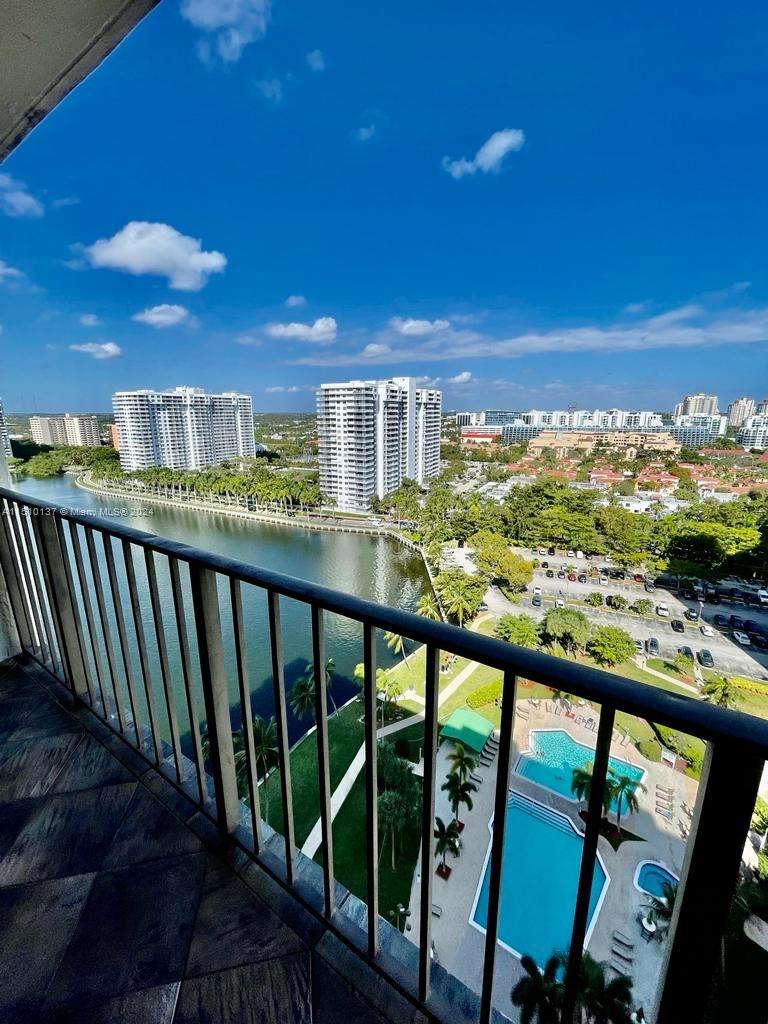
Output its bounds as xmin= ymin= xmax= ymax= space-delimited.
xmin=230 ymin=578 xmax=262 ymax=851
xmin=19 ymin=507 xmax=60 ymax=673
xmin=478 ymin=669 xmax=518 ymax=1024
xmin=102 ymin=533 xmax=142 ymax=747
xmin=189 ymin=564 xmax=240 ymax=833
xmin=53 ymin=517 xmax=95 ymax=705
xmin=268 ymin=589 xmax=296 ymax=883
xmin=122 ymin=539 xmax=161 ymax=763
xmin=145 ymin=549 xmax=184 ymax=784
xmin=0 ymin=501 xmax=33 ymax=653
xmin=311 ymin=604 xmax=335 ymax=917
xmin=84 ymin=526 xmax=125 ymax=730
xmin=6 ymin=504 xmax=42 ymax=658
xmin=363 ymin=621 xmax=379 ymax=958
xmin=656 ymin=740 xmax=764 ymax=1023
xmin=418 ymin=642 xmax=440 ymax=1003
xmin=561 ymin=706 xmax=616 ymax=1023
xmin=169 ymin=556 xmax=207 ymax=806
xmin=67 ymin=521 xmax=109 ymax=715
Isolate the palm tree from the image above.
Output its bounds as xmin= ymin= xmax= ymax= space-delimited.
xmin=702 ymin=676 xmax=739 ymax=710
xmin=252 ymin=715 xmax=278 ymax=819
xmin=296 ymin=658 xmax=339 ymax=717
xmin=378 ymin=790 xmax=409 ymax=870
xmin=610 ymin=771 xmax=646 ymax=833
xmin=433 ymin=816 xmax=460 ymax=871
xmin=510 ymin=953 xmax=562 ymax=1024
xmin=644 ymin=880 xmax=678 ymax=937
xmin=571 ymin=762 xmax=615 ymax=817
xmin=445 ymin=740 xmax=476 ymax=784
xmin=441 ymin=771 xmax=477 ymax=827
xmin=289 ymin=673 xmax=316 ymax=721
xmin=384 ymin=630 xmax=410 ymax=668
xmin=577 ymin=950 xmax=634 ymax=1023
xmin=417 ymin=592 xmax=441 ymax=621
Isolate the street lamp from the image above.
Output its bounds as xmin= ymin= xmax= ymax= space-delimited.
xmin=389 ymin=904 xmax=411 ymax=930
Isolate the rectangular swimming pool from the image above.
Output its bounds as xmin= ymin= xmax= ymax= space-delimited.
xmin=471 ymin=792 xmax=608 ymax=967
xmin=516 ymin=729 xmax=646 ymax=809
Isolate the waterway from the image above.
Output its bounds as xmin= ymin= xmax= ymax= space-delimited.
xmin=10 ymin=474 xmax=429 ymax=747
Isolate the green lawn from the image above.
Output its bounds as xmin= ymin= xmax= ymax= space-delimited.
xmin=261 ymin=699 xmax=365 ymax=846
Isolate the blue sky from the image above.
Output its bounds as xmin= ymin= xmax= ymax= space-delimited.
xmin=1 ymin=0 xmax=767 ymax=413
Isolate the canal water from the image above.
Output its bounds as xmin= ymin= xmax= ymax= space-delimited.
xmin=10 ymin=474 xmax=428 ymax=748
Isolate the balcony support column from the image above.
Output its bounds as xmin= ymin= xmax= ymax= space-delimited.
xmin=655 ymin=740 xmax=763 ymax=1023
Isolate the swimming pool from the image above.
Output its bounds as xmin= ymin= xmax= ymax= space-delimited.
xmin=634 ymin=861 xmax=679 ymax=898
xmin=471 ymin=793 xmax=608 ymax=967
xmin=516 ymin=729 xmax=646 ymax=810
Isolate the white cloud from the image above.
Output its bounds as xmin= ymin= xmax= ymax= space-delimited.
xmin=132 ymin=303 xmax=196 ymax=328
xmin=79 ymin=313 xmax=100 ymax=327
xmin=83 ymin=221 xmax=226 ymax=291
xmin=52 ymin=197 xmax=80 ymax=209
xmin=295 ymin=301 xmax=768 ymax=366
xmin=69 ymin=341 xmax=122 ymax=360
xmin=449 ymin=371 xmax=473 ymax=384
xmin=355 ymin=125 xmax=376 ymax=142
xmin=255 ymin=77 xmax=283 ymax=102
xmin=180 ymin=0 xmax=270 ymax=62
xmin=306 ymin=49 xmax=325 ymax=71
xmin=0 ymin=260 xmax=23 ymax=281
xmin=267 ymin=316 xmax=337 ymax=343
xmin=362 ymin=343 xmax=391 ymax=357
xmin=389 ymin=317 xmax=450 ymax=336
xmin=0 ymin=173 xmax=44 ymax=217
xmin=622 ymin=301 xmax=650 ymax=315
xmin=285 ymin=294 xmax=306 ymax=307
xmin=442 ymin=128 xmax=525 ymax=179
xmin=265 ymin=384 xmax=315 ymax=393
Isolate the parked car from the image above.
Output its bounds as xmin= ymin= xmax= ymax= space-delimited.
xmin=728 ymin=587 xmax=743 ymax=602
xmin=729 ymin=614 xmax=745 ymax=630
xmin=744 ymin=620 xmax=764 ymax=635
xmin=478 ymin=602 xmax=488 ymax=611
xmin=714 ymin=614 xmax=729 ymax=628
xmin=577 ymin=574 xmax=587 ymax=584
xmin=555 ymin=598 xmax=565 ymax=608
xmin=700 ymin=623 xmax=714 ymax=637
xmin=532 ymin=594 xmax=542 ymax=607
xmin=678 ymin=645 xmax=694 ymax=661
xmin=548 ymin=546 xmax=556 ymax=556
xmin=634 ymin=639 xmax=644 ymax=654
xmin=557 ymin=570 xmax=566 ymax=579
xmin=646 ymin=637 xmax=660 ymax=656
xmin=533 ymin=585 xmax=542 ymax=595
xmin=733 ymin=630 xmax=752 ymax=647
xmin=685 ymin=608 xmax=699 ymax=622
xmin=545 ymin=569 xmax=555 ymax=578
xmin=758 ymin=588 xmax=768 ymax=606
xmin=633 ymin=574 xmax=644 ymax=583
xmin=752 ymin=634 xmax=768 ymax=650
xmin=644 ymin=581 xmax=656 ymax=593
xmin=567 ymin=572 xmax=577 ymax=582
xmin=671 ymin=619 xmax=685 ymax=634
xmin=566 ymin=550 xmax=576 ymax=558
xmin=541 ymin=560 xmax=549 ymax=568
xmin=599 ymin=575 xmax=608 ymax=586
xmin=698 ymin=649 xmax=715 ymax=668
xmin=656 ymin=603 xmax=670 ymax=617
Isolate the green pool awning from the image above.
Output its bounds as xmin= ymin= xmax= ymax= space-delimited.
xmin=440 ymin=709 xmax=494 ymax=753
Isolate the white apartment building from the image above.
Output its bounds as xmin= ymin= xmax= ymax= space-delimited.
xmin=507 ymin=408 xmax=664 ymax=430
xmin=673 ymin=393 xmax=719 ymax=418
xmin=317 ymin=376 xmax=441 ymax=512
xmin=669 ymin=413 xmax=727 ymax=446
xmin=738 ymin=415 xmax=768 ymax=451
xmin=30 ymin=414 xmax=101 ymax=447
xmin=112 ymin=387 xmax=255 ymax=472
xmin=726 ymin=397 xmax=756 ymax=428
xmin=0 ymin=399 xmax=10 ymax=459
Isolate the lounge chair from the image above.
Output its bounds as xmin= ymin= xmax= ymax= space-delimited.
xmin=613 ymin=931 xmax=634 ymax=950
xmin=656 ymin=785 xmax=674 ymax=796
xmin=656 ymin=807 xmax=673 ymax=820
xmin=431 ymin=904 xmax=443 ymax=918
xmin=470 ymin=772 xmax=483 ymax=784
xmin=611 ymin=946 xmax=633 ymax=965
xmin=610 ymin=958 xmax=631 ymax=977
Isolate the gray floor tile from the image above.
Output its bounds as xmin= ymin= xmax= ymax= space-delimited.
xmin=49 ymin=731 xmax=134 ymax=793
xmin=175 ymin=953 xmax=311 ymax=1024
xmin=0 ymin=873 xmax=95 ymax=1022
xmin=0 ymin=782 xmax=136 ymax=886
xmin=43 ymin=982 xmax=180 ymax=1024
xmin=103 ymin=784 xmax=203 ymax=869
xmin=45 ymin=853 xmax=206 ymax=1007
xmin=0 ymin=732 xmax=83 ymax=800
xmin=186 ymin=858 xmax=306 ymax=977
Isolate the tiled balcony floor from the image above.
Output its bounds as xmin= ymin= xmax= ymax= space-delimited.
xmin=0 ymin=658 xmax=425 ymax=1024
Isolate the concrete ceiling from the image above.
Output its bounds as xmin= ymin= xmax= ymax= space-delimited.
xmin=0 ymin=0 xmax=160 ymax=162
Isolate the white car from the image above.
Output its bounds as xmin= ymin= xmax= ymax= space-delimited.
xmin=538 ymin=548 xmax=547 ymax=555
xmin=656 ymin=603 xmax=670 ymax=617
xmin=700 ymin=623 xmax=714 ymax=638
xmin=566 ymin=550 xmax=576 ymax=558
xmin=733 ymin=630 xmax=752 ymax=646
xmin=759 ymin=589 xmax=768 ymax=606
xmin=555 ymin=598 xmax=565 ymax=608
xmin=533 ymin=585 xmax=542 ymax=595
xmin=599 ymin=575 xmax=608 ymax=585
xmin=633 ymin=638 xmax=644 ymax=654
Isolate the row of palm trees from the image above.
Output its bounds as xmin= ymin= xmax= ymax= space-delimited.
xmin=434 ymin=742 xmax=478 ymax=875
xmin=570 ymin=762 xmax=646 ymax=834
xmin=512 ymin=949 xmax=634 ymax=1024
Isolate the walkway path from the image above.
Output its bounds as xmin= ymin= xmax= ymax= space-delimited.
xmin=633 ymin=658 xmax=701 ymax=695
xmin=301 ymin=616 xmax=493 ymax=858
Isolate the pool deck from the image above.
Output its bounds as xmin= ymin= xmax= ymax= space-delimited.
xmin=407 ymin=701 xmax=697 ymax=1022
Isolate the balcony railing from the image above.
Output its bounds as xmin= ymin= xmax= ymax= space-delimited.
xmin=0 ymin=484 xmax=766 ymax=1024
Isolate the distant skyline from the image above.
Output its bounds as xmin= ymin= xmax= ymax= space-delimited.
xmin=1 ymin=1 xmax=767 ymax=412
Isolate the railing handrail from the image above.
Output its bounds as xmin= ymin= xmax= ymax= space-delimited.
xmin=4 ymin=484 xmax=768 ymax=752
